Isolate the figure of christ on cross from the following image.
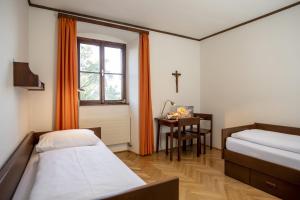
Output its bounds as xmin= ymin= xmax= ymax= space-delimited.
xmin=172 ymin=70 xmax=181 ymax=93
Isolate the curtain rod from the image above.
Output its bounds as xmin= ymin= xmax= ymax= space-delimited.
xmin=58 ymin=13 xmax=148 ymax=34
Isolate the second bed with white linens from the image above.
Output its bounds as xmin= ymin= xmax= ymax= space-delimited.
xmin=226 ymin=129 xmax=300 ymax=171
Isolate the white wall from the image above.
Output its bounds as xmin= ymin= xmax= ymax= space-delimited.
xmin=0 ymin=0 xmax=30 ymax=167
xmin=150 ymin=32 xmax=201 ymax=150
xmin=200 ymin=6 xmax=300 ymax=149
xmin=127 ymin=38 xmax=139 ymax=153
xmin=28 ymin=8 xmax=57 ymax=131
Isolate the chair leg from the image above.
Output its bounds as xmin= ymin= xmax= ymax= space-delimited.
xmin=170 ymin=127 xmax=174 ymax=161
xmin=177 ymin=139 xmax=181 ymax=161
xmin=197 ymin=136 xmax=200 ymax=157
xmin=203 ymin=134 xmax=206 ymax=154
xmin=190 ymin=139 xmax=193 ymax=147
xmin=183 ymin=140 xmax=186 ymax=152
xmin=170 ymin=136 xmax=173 ymax=161
xmin=210 ymin=132 xmax=213 ymax=150
xmin=166 ymin=134 xmax=168 ymax=155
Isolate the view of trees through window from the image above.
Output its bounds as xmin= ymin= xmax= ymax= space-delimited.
xmin=80 ymin=44 xmax=100 ymax=101
xmin=104 ymin=47 xmax=123 ymax=101
xmin=78 ymin=38 xmax=126 ymax=104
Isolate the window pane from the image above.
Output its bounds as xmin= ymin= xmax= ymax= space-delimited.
xmin=80 ymin=72 xmax=100 ymax=100
xmin=104 ymin=47 xmax=122 ymax=73
xmin=104 ymin=74 xmax=122 ymax=100
xmin=80 ymin=43 xmax=100 ymax=72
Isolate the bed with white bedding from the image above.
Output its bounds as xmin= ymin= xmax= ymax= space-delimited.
xmin=226 ymin=137 xmax=300 ymax=170
xmin=222 ymin=123 xmax=300 ymax=200
xmin=31 ymin=141 xmax=145 ymax=200
xmin=14 ymin=141 xmax=145 ymax=200
xmin=0 ymin=127 xmax=179 ymax=200
xmin=226 ymin=129 xmax=300 ymax=170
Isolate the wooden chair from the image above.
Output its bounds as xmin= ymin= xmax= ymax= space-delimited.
xmin=187 ymin=113 xmax=213 ymax=154
xmin=166 ymin=117 xmax=201 ymax=161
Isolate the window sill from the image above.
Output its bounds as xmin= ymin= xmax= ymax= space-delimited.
xmin=79 ymin=102 xmax=129 ymax=106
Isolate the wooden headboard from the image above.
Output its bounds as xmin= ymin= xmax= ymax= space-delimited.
xmin=255 ymin=123 xmax=300 ymax=136
xmin=0 ymin=127 xmax=101 ymax=200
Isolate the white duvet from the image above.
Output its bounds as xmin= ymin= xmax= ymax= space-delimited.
xmin=29 ymin=141 xmax=145 ymax=200
xmin=231 ymin=129 xmax=300 ymax=154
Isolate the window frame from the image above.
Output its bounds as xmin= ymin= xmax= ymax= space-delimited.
xmin=77 ymin=37 xmax=127 ymax=106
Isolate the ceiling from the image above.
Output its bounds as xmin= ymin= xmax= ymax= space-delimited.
xmin=31 ymin=0 xmax=299 ymax=39
xmin=77 ymin=22 xmax=138 ymax=43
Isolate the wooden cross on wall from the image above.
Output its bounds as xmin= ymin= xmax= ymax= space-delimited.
xmin=172 ymin=70 xmax=181 ymax=93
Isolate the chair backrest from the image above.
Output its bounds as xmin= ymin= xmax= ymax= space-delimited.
xmin=178 ymin=117 xmax=200 ymax=127
xmin=194 ymin=113 xmax=212 ymax=120
xmin=194 ymin=113 xmax=212 ymax=130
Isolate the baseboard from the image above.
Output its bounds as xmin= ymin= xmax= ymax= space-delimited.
xmin=108 ymin=143 xmax=129 ymax=152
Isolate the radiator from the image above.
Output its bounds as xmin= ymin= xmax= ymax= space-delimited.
xmin=79 ymin=116 xmax=131 ymax=145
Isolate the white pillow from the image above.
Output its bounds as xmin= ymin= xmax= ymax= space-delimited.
xmin=36 ymin=129 xmax=100 ymax=152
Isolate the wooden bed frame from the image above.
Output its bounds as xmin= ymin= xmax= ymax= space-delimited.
xmin=222 ymin=123 xmax=300 ymax=200
xmin=0 ymin=127 xmax=179 ymax=200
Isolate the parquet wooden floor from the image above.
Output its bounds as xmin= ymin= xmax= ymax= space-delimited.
xmin=116 ymin=146 xmax=279 ymax=200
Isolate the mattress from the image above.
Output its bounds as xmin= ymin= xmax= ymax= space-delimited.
xmin=231 ymin=129 xmax=300 ymax=154
xmin=14 ymin=140 xmax=145 ymax=200
xmin=226 ymin=137 xmax=300 ymax=171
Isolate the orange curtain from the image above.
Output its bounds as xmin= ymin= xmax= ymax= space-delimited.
xmin=139 ymin=32 xmax=154 ymax=155
xmin=55 ymin=17 xmax=79 ymax=130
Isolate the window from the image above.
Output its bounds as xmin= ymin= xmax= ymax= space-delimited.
xmin=78 ymin=37 xmax=126 ymax=105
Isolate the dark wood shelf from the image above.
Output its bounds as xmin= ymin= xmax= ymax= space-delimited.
xmin=13 ymin=62 xmax=45 ymax=91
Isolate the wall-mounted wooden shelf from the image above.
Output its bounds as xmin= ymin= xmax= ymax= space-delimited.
xmin=13 ymin=62 xmax=45 ymax=91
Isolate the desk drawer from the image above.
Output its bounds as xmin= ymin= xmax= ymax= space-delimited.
xmin=250 ymin=170 xmax=299 ymax=200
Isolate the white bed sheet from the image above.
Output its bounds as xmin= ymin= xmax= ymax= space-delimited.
xmin=231 ymin=129 xmax=300 ymax=154
xmin=29 ymin=140 xmax=145 ymax=200
xmin=13 ymin=150 xmax=39 ymax=200
xmin=226 ymin=137 xmax=300 ymax=170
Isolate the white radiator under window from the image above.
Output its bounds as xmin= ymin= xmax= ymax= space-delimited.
xmin=80 ymin=116 xmax=131 ymax=145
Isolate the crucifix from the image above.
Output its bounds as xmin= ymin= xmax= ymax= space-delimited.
xmin=172 ymin=70 xmax=181 ymax=93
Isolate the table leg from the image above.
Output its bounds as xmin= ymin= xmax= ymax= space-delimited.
xmin=198 ymin=124 xmax=201 ymax=155
xmin=170 ymin=126 xmax=173 ymax=161
xmin=156 ymin=123 xmax=161 ymax=153
xmin=197 ymin=135 xmax=200 ymax=157
xmin=178 ymin=131 xmax=181 ymax=161
xmin=204 ymin=134 xmax=206 ymax=154
xmin=165 ymin=132 xmax=168 ymax=155
xmin=182 ymin=126 xmax=186 ymax=152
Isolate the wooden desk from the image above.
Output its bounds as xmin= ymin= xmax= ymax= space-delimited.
xmin=155 ymin=118 xmax=178 ymax=161
xmin=155 ymin=117 xmax=203 ymax=160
